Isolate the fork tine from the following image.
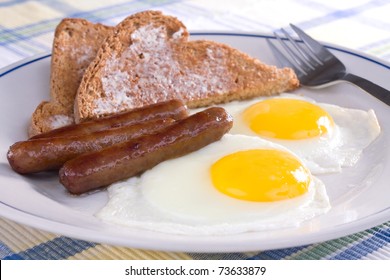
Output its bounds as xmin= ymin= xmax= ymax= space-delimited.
xmin=289 ymin=24 xmax=333 ymax=60
xmin=280 ymin=29 xmax=322 ymax=66
xmin=266 ymin=38 xmax=306 ymax=75
xmin=273 ymin=31 xmax=312 ymax=74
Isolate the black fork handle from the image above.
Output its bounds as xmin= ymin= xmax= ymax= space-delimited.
xmin=341 ymin=73 xmax=390 ymax=106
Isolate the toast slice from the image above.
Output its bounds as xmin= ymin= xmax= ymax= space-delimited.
xmin=75 ymin=10 xmax=299 ymax=122
xmin=29 ymin=18 xmax=113 ymax=137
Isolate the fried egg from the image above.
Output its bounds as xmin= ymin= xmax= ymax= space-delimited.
xmin=96 ymin=134 xmax=330 ymax=235
xmin=215 ymin=94 xmax=381 ymax=174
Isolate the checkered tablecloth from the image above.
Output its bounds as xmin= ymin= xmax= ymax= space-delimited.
xmin=1 ymin=0 xmax=389 ymax=260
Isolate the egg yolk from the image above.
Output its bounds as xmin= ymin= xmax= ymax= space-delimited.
xmin=210 ymin=149 xmax=311 ymax=202
xmin=243 ymin=98 xmax=334 ymax=140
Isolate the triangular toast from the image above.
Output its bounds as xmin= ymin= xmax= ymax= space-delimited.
xmin=74 ymin=11 xmax=299 ymax=123
xmin=29 ymin=18 xmax=113 ymax=136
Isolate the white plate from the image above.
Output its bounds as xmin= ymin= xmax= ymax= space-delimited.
xmin=0 ymin=32 xmax=389 ymax=252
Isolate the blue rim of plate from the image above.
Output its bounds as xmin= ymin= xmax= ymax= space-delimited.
xmin=2 ymin=32 xmax=390 ymax=78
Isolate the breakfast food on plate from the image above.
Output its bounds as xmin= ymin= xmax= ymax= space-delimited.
xmin=8 ymin=118 xmax=176 ymax=174
xmin=213 ymin=94 xmax=381 ymax=174
xmin=31 ymin=99 xmax=188 ymax=139
xmin=29 ymin=18 xmax=113 ymax=137
xmin=8 ymin=10 xmax=300 ymax=198
xmin=59 ymin=107 xmax=233 ymax=194
xmin=74 ymin=10 xmax=299 ymax=123
xmin=8 ymin=99 xmax=189 ymax=173
xmin=96 ymin=134 xmax=330 ymax=235
xmin=9 ymin=10 xmax=384 ymax=235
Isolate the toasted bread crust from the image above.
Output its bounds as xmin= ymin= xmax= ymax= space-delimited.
xmin=75 ymin=11 xmax=299 ymax=123
xmin=29 ymin=18 xmax=112 ymax=137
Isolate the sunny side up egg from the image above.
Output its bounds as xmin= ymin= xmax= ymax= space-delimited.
xmin=96 ymin=134 xmax=330 ymax=235
xmin=215 ymin=94 xmax=381 ymax=174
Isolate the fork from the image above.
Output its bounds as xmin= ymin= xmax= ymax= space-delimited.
xmin=267 ymin=24 xmax=390 ymax=106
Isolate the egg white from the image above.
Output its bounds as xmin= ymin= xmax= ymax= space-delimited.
xmin=211 ymin=94 xmax=381 ymax=174
xmin=96 ymin=134 xmax=330 ymax=235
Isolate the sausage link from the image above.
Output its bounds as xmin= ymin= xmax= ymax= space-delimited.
xmin=8 ymin=118 xmax=175 ymax=174
xmin=59 ymin=107 xmax=233 ymax=194
xmin=31 ymin=99 xmax=188 ymax=139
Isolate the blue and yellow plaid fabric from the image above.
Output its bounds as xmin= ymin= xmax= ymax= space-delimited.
xmin=1 ymin=0 xmax=390 ymax=260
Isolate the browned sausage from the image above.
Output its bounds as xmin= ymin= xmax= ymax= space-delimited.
xmin=8 ymin=118 xmax=175 ymax=174
xmin=30 ymin=99 xmax=188 ymax=139
xmin=59 ymin=107 xmax=233 ymax=195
